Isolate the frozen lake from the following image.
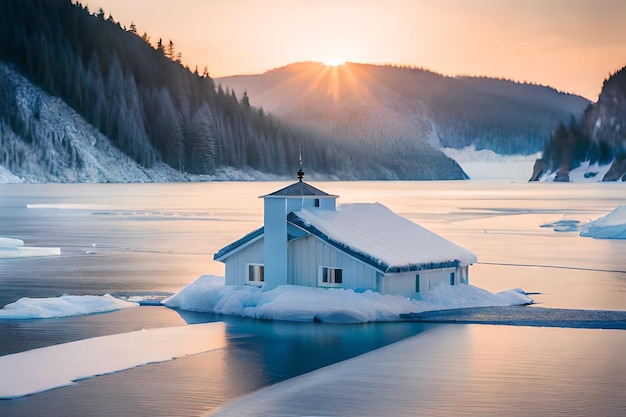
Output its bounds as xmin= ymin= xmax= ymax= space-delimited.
xmin=1 ymin=180 xmax=625 ymax=416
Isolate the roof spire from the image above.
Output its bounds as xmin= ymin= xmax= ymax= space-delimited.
xmin=297 ymin=146 xmax=304 ymax=182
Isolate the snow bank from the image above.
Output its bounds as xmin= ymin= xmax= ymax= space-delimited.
xmin=580 ymin=206 xmax=626 ymax=239
xmin=533 ymin=159 xmax=614 ymax=183
xmin=163 ymin=275 xmax=532 ymax=323
xmin=0 ymin=322 xmax=227 ymax=398
xmin=568 ymin=160 xmax=614 ymax=182
xmin=0 ymin=236 xmax=61 ymax=258
xmin=441 ymin=146 xmax=540 ymax=181
xmin=0 ymin=294 xmax=138 ymax=319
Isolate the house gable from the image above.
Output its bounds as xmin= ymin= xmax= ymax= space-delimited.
xmin=214 ymin=226 xmax=264 ymax=262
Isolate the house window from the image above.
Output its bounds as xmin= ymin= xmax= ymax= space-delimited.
xmin=450 ymin=272 xmax=455 ymax=285
xmin=314 ymin=199 xmax=320 ymax=207
xmin=319 ymin=266 xmax=343 ymax=287
xmin=415 ymin=274 xmax=420 ymax=293
xmin=248 ymin=264 xmax=264 ymax=285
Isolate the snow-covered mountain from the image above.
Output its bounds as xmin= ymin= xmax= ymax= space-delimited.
xmin=0 ymin=63 xmax=281 ymax=184
xmin=530 ymin=65 xmax=626 ymax=182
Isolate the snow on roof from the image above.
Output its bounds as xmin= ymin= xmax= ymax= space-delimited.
xmin=264 ymin=181 xmax=335 ymax=197
xmin=289 ymin=203 xmax=477 ymax=272
xmin=580 ymin=205 xmax=626 ymax=239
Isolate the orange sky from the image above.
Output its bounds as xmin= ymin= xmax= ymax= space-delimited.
xmin=84 ymin=0 xmax=626 ymax=101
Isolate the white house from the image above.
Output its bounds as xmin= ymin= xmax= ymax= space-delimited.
xmin=214 ymin=173 xmax=477 ymax=299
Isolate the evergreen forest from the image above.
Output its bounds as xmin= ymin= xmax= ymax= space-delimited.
xmin=0 ymin=0 xmax=464 ymax=180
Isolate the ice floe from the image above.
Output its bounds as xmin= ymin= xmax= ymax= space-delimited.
xmin=0 ymin=322 xmax=227 ymax=398
xmin=0 ymin=236 xmax=61 ymax=258
xmin=0 ymin=294 xmax=138 ymax=319
xmin=580 ymin=205 xmax=626 ymax=239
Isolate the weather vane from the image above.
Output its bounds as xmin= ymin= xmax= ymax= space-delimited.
xmin=297 ymin=145 xmax=304 ymax=182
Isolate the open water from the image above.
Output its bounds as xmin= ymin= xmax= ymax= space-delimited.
xmin=1 ymin=180 xmax=625 ymax=416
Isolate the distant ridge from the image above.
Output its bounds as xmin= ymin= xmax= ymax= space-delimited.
xmin=218 ymin=62 xmax=589 ymax=158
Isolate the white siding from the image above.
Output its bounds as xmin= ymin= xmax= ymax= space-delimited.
xmin=383 ymin=267 xmax=458 ymax=299
xmin=459 ymin=265 xmax=469 ymax=284
xmin=288 ymin=235 xmax=378 ymax=290
xmin=224 ymin=238 xmax=264 ymax=286
xmin=222 ymin=234 xmax=471 ymax=297
xmin=380 ymin=272 xmax=415 ymax=298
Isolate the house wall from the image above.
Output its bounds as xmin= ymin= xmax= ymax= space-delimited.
xmin=382 ymin=267 xmax=460 ymax=299
xmin=264 ymin=198 xmax=288 ymax=289
xmin=224 ymin=238 xmax=264 ymax=286
xmin=288 ymin=235 xmax=378 ymax=290
xmin=222 ymin=234 xmax=471 ymax=297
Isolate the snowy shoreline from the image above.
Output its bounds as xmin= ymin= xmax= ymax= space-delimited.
xmin=0 ymin=275 xmax=532 ymax=323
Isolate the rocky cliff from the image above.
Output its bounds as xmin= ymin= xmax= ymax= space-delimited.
xmin=531 ymin=66 xmax=626 ymax=182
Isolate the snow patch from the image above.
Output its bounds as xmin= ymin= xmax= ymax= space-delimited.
xmin=0 ymin=294 xmax=138 ymax=319
xmin=534 ymin=159 xmax=614 ymax=183
xmin=0 ymin=164 xmax=23 ymax=183
xmin=163 ymin=275 xmax=533 ymax=323
xmin=580 ymin=206 xmax=626 ymax=239
xmin=0 ymin=322 xmax=227 ymax=398
xmin=568 ymin=160 xmax=614 ymax=183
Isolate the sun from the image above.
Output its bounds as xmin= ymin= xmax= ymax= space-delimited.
xmin=322 ymin=58 xmax=346 ymax=67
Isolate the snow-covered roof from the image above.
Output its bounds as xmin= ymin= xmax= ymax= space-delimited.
xmin=263 ymin=181 xmax=336 ymax=198
xmin=288 ymin=203 xmax=477 ymax=273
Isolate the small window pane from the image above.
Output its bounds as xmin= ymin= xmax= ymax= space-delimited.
xmin=259 ymin=266 xmax=264 ymax=282
xmin=334 ymin=269 xmax=342 ymax=284
xmin=248 ymin=265 xmax=255 ymax=281
xmin=322 ymin=267 xmax=329 ymax=283
xmin=415 ymin=274 xmax=420 ymax=293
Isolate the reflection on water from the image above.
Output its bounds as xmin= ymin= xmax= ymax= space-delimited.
xmin=211 ymin=325 xmax=626 ymax=417
xmin=0 ymin=308 xmax=436 ymax=417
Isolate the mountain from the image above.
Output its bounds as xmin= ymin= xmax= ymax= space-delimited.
xmin=217 ymin=62 xmax=590 ymax=160
xmin=0 ymin=62 xmax=182 ymax=183
xmin=530 ymin=66 xmax=626 ymax=182
xmin=0 ymin=0 xmax=465 ymax=182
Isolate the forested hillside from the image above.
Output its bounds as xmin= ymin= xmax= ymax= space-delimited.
xmin=219 ymin=62 xmax=589 ymax=157
xmin=0 ymin=0 xmax=465 ymax=181
xmin=530 ymin=66 xmax=626 ymax=182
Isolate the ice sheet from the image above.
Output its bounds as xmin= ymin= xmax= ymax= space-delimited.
xmin=0 ymin=322 xmax=227 ymax=398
